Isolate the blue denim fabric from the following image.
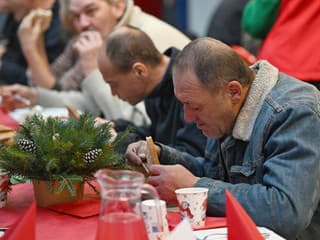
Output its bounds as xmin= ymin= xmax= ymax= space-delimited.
xmin=159 ymin=73 xmax=320 ymax=239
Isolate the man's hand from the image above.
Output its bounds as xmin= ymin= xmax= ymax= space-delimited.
xmin=126 ymin=140 xmax=162 ymax=166
xmin=125 ymin=140 xmax=158 ymax=175
xmin=147 ymin=164 xmax=199 ymax=203
xmin=18 ymin=9 xmax=52 ymax=53
xmin=73 ymin=31 xmax=103 ymax=76
xmin=0 ymin=84 xmax=37 ymax=111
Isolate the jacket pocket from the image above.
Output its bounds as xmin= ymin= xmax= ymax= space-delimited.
xmin=229 ymin=165 xmax=256 ymax=184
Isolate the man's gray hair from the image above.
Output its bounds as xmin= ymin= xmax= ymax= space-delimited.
xmin=173 ymin=37 xmax=253 ymax=91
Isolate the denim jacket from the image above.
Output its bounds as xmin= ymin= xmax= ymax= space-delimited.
xmin=159 ymin=61 xmax=320 ymax=239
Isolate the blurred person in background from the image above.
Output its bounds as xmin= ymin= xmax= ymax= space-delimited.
xmin=22 ymin=0 xmax=190 ymax=91
xmin=206 ymin=0 xmax=258 ymax=65
xmin=0 ymin=0 xmax=66 ymax=85
xmin=0 ymin=0 xmax=10 ymax=54
xmin=242 ymin=0 xmax=320 ymax=89
xmin=207 ymin=0 xmax=249 ymax=46
xmin=0 ymin=0 xmax=190 ymax=126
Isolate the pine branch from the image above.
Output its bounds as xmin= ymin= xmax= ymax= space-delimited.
xmin=0 ymin=113 xmax=130 ymax=194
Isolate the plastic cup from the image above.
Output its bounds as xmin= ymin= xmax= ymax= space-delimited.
xmin=141 ymin=199 xmax=169 ymax=240
xmin=175 ymin=187 xmax=208 ymax=228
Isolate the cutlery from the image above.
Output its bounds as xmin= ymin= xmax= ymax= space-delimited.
xmin=196 ymin=232 xmax=270 ymax=240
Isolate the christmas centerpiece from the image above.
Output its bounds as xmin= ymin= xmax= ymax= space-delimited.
xmin=0 ymin=113 xmax=128 ymax=206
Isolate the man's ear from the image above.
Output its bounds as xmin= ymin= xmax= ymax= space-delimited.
xmin=226 ymin=81 xmax=242 ymax=104
xmin=132 ymin=62 xmax=148 ymax=78
xmin=111 ymin=0 xmax=126 ymax=20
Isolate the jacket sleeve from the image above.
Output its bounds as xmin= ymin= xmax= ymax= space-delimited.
xmin=159 ymin=143 xmax=209 ymax=175
xmin=241 ymin=0 xmax=280 ymax=39
xmin=37 ymin=87 xmax=101 ymax=116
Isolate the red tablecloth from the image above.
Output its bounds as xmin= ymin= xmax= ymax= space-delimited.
xmin=0 ymin=183 xmax=227 ymax=240
xmin=0 ymin=183 xmax=99 ymax=240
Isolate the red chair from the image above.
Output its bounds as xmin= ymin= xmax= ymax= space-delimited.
xmin=231 ymin=45 xmax=257 ymax=65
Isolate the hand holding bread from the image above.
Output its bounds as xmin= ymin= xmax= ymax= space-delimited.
xmin=29 ymin=8 xmax=52 ymax=32
xmin=146 ymin=136 xmax=160 ymax=165
xmin=18 ymin=8 xmax=52 ymax=40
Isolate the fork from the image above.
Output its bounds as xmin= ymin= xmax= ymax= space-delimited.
xmin=196 ymin=233 xmax=226 ymax=240
xmin=196 ymin=232 xmax=270 ymax=240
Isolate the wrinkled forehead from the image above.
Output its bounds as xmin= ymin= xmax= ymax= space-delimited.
xmin=173 ymin=67 xmax=197 ymax=86
xmin=173 ymin=69 xmax=204 ymax=98
xmin=69 ymin=0 xmax=106 ymax=13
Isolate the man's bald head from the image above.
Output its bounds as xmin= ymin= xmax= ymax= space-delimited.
xmin=104 ymin=25 xmax=162 ymax=73
xmin=173 ymin=37 xmax=254 ymax=92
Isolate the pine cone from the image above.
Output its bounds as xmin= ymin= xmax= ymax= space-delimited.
xmin=17 ymin=138 xmax=36 ymax=153
xmin=84 ymin=148 xmax=102 ymax=164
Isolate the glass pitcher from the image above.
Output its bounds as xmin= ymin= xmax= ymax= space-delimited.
xmin=95 ymin=169 xmax=162 ymax=240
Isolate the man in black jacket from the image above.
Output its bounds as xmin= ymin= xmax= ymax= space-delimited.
xmin=98 ymin=25 xmax=206 ymax=157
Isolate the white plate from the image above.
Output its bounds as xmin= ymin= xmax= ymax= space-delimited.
xmin=9 ymin=106 xmax=80 ymax=123
xmin=194 ymin=227 xmax=285 ymax=240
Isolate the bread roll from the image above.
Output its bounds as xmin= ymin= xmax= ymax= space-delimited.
xmin=146 ymin=136 xmax=160 ymax=165
xmin=31 ymin=8 xmax=52 ymax=31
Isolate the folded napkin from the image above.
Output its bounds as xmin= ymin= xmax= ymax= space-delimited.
xmin=226 ymin=190 xmax=264 ymax=240
xmin=166 ymin=218 xmax=196 ymax=240
xmin=0 ymin=108 xmax=19 ymax=130
xmin=2 ymin=201 xmax=36 ymax=240
xmin=167 ymin=212 xmax=226 ymax=231
xmin=46 ymin=198 xmax=101 ymax=218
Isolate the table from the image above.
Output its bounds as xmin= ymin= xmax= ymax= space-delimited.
xmin=0 ymin=183 xmax=285 ymax=240
xmin=0 ymin=183 xmax=99 ymax=240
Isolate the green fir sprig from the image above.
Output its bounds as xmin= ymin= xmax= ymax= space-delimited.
xmin=0 ymin=113 xmax=130 ymax=194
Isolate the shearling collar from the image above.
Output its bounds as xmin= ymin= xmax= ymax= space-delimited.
xmin=232 ymin=60 xmax=279 ymax=141
xmin=116 ymin=0 xmax=135 ymax=27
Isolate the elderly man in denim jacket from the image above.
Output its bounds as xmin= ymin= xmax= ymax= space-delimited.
xmin=125 ymin=38 xmax=320 ymax=239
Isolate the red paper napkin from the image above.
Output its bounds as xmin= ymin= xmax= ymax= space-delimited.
xmin=226 ymin=190 xmax=264 ymax=240
xmin=167 ymin=212 xmax=226 ymax=231
xmin=2 ymin=201 xmax=36 ymax=240
xmin=46 ymin=198 xmax=101 ymax=218
xmin=0 ymin=108 xmax=19 ymax=130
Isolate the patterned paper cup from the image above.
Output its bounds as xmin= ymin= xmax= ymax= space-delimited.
xmin=0 ymin=170 xmax=9 ymax=208
xmin=141 ymin=199 xmax=169 ymax=240
xmin=175 ymin=187 xmax=208 ymax=228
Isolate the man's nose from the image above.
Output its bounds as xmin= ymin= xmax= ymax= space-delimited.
xmin=183 ymin=106 xmax=196 ymax=123
xmin=78 ymin=14 xmax=92 ymax=31
xmin=110 ymin=88 xmax=117 ymax=97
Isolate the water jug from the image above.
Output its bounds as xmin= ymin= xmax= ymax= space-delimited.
xmin=95 ymin=169 xmax=162 ymax=240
